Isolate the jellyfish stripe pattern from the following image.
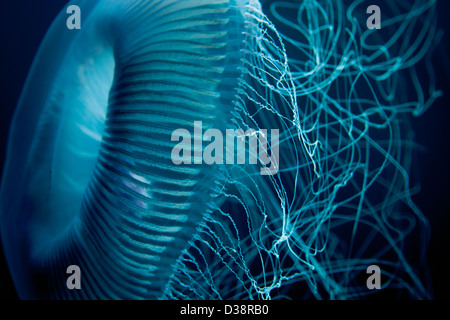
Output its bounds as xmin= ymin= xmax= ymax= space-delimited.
xmin=0 ymin=0 xmax=441 ymax=299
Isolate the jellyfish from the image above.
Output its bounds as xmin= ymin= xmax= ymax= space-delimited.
xmin=0 ymin=0 xmax=440 ymax=299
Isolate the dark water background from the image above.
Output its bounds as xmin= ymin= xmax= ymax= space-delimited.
xmin=0 ymin=0 xmax=449 ymax=300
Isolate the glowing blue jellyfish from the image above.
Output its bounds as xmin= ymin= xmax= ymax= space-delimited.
xmin=0 ymin=0 xmax=441 ymax=299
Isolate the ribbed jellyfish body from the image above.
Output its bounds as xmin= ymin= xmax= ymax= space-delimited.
xmin=1 ymin=0 xmax=252 ymax=299
xmin=1 ymin=0 xmax=439 ymax=300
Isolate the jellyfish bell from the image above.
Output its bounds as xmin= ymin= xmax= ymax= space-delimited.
xmin=1 ymin=0 xmax=281 ymax=299
xmin=1 ymin=0 xmax=114 ymax=297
